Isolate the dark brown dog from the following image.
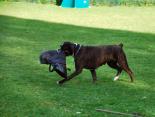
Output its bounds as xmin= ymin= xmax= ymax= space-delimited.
xmin=59 ymin=41 xmax=134 ymax=84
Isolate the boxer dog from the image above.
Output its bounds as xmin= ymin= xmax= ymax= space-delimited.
xmin=59 ymin=42 xmax=134 ymax=84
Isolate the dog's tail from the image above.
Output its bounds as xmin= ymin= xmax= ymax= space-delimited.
xmin=119 ymin=43 xmax=123 ymax=48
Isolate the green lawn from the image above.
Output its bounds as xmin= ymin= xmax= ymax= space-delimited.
xmin=0 ymin=2 xmax=155 ymax=117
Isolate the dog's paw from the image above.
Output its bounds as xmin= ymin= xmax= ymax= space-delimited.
xmin=56 ymin=81 xmax=64 ymax=85
xmin=113 ymin=76 xmax=119 ymax=81
xmin=56 ymin=81 xmax=60 ymax=85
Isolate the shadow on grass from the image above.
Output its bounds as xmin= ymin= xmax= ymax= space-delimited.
xmin=0 ymin=15 xmax=155 ymax=116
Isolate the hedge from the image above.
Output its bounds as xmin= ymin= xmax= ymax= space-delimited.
xmin=1 ymin=0 xmax=155 ymax=6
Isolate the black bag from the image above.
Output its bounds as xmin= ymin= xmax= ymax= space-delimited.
xmin=40 ymin=50 xmax=69 ymax=78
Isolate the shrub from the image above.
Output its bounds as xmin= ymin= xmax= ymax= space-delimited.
xmin=1 ymin=0 xmax=155 ymax=6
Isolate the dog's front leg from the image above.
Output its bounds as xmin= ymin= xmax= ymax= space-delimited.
xmin=68 ymin=69 xmax=82 ymax=80
xmin=58 ymin=70 xmax=82 ymax=84
xmin=57 ymin=78 xmax=68 ymax=85
xmin=60 ymin=62 xmax=83 ymax=84
xmin=67 ymin=62 xmax=83 ymax=81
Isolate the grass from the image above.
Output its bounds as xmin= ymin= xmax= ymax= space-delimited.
xmin=0 ymin=2 xmax=155 ymax=117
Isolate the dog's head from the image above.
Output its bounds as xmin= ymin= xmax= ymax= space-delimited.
xmin=60 ymin=42 xmax=77 ymax=56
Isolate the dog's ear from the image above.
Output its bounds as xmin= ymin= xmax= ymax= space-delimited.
xmin=119 ymin=43 xmax=123 ymax=48
xmin=60 ymin=42 xmax=64 ymax=48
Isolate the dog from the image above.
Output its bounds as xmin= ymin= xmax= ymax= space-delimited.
xmin=40 ymin=50 xmax=70 ymax=84
xmin=59 ymin=41 xmax=134 ymax=84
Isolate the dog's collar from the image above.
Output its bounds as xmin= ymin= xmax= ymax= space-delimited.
xmin=73 ymin=44 xmax=81 ymax=56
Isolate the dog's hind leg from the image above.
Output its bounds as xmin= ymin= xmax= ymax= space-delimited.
xmin=107 ymin=61 xmax=122 ymax=81
xmin=118 ymin=53 xmax=134 ymax=82
xmin=114 ymin=68 xmax=122 ymax=81
xmin=90 ymin=69 xmax=97 ymax=83
xmin=122 ymin=65 xmax=134 ymax=82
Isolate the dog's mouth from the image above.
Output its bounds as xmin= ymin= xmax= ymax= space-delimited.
xmin=64 ymin=50 xmax=70 ymax=55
